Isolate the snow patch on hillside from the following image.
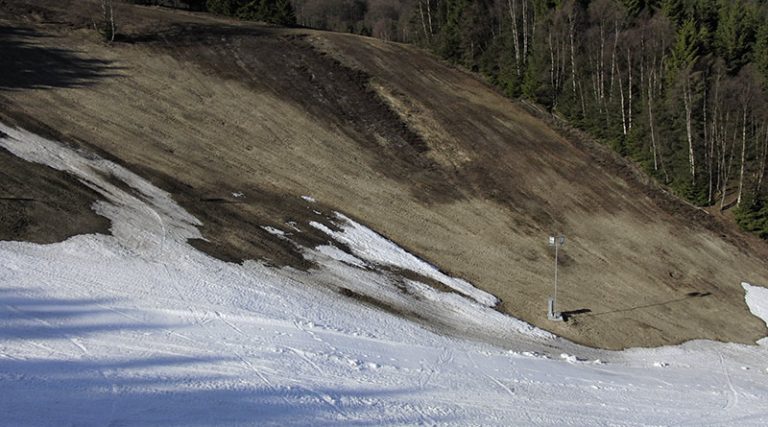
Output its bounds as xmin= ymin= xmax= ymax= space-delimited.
xmin=743 ymin=282 xmax=768 ymax=328
xmin=310 ymin=213 xmax=499 ymax=307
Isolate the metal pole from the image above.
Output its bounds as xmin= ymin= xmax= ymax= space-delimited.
xmin=553 ymin=240 xmax=558 ymax=315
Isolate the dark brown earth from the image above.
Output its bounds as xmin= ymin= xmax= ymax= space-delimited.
xmin=0 ymin=113 xmax=110 ymax=243
xmin=1 ymin=0 xmax=767 ymax=350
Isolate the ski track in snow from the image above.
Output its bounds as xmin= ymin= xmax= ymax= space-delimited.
xmin=2 ymin=123 xmax=768 ymax=425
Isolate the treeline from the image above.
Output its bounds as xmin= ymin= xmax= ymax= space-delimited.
xmin=205 ymin=0 xmax=297 ymax=25
xmin=132 ymin=1 xmax=297 ymax=25
xmin=292 ymin=0 xmax=768 ymax=239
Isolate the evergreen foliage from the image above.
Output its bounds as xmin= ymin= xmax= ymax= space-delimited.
xmin=206 ymin=0 xmax=297 ymax=25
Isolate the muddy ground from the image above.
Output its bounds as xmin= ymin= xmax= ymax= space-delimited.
xmin=1 ymin=0 xmax=768 ymax=349
xmin=0 ymin=113 xmax=110 ymax=243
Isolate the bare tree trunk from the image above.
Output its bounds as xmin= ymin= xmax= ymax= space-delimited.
xmin=639 ymin=37 xmax=645 ymax=105
xmin=568 ymin=9 xmax=577 ymax=98
xmin=598 ymin=21 xmax=606 ymax=102
xmin=418 ymin=1 xmax=430 ymax=41
xmin=648 ymin=68 xmax=659 ymax=171
xmin=548 ymin=30 xmax=556 ymax=105
xmin=683 ymin=70 xmax=695 ymax=183
xmin=758 ymin=124 xmax=768 ymax=193
xmin=508 ymin=0 xmax=521 ymax=77
xmin=737 ymin=108 xmax=748 ymax=206
xmin=101 ymin=0 xmax=115 ymax=42
xmin=703 ymin=84 xmax=710 ymax=203
xmin=608 ymin=21 xmax=619 ymax=103
xmin=591 ymin=65 xmax=600 ymax=110
xmin=627 ymin=47 xmax=632 ymax=131
xmin=522 ymin=0 xmax=529 ymax=62
xmin=719 ymin=128 xmax=729 ymax=210
xmin=425 ymin=0 xmax=433 ymax=38
xmin=531 ymin=3 xmax=537 ymax=53
xmin=709 ymin=77 xmax=720 ymax=205
xmin=721 ymin=121 xmax=738 ymax=210
xmin=708 ymin=117 xmax=715 ymax=204
xmin=618 ymin=61 xmax=627 ymax=135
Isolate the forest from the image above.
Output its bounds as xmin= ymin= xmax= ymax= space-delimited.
xmin=149 ymin=0 xmax=768 ymax=239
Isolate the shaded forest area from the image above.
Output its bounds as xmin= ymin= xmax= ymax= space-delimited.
xmin=137 ymin=0 xmax=768 ymax=239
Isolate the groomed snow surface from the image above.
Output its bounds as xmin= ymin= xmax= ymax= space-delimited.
xmin=2 ymin=123 xmax=768 ymax=426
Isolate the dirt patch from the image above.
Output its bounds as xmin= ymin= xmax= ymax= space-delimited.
xmin=0 ymin=144 xmax=110 ymax=244
xmin=123 ymin=22 xmax=463 ymax=205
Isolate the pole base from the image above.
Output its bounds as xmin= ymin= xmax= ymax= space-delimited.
xmin=547 ymin=297 xmax=564 ymax=321
xmin=547 ymin=313 xmax=564 ymax=322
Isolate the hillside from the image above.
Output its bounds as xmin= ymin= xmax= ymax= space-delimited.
xmin=4 ymin=121 xmax=768 ymax=425
xmin=2 ymin=0 xmax=768 ymax=350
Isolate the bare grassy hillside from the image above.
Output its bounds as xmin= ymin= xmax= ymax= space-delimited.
xmin=2 ymin=0 xmax=767 ymax=349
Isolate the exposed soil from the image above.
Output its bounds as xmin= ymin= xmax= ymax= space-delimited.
xmin=1 ymin=0 xmax=767 ymax=350
xmin=0 ymin=114 xmax=110 ymax=243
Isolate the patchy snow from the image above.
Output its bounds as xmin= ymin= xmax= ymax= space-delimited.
xmin=310 ymin=214 xmax=499 ymax=307
xmin=743 ymin=282 xmax=768 ymax=348
xmin=743 ymin=282 xmax=768 ymax=328
xmin=3 ymin=123 xmax=768 ymax=426
xmin=261 ymin=225 xmax=287 ymax=237
xmin=301 ymin=195 xmax=317 ymax=203
xmin=314 ymin=245 xmax=368 ymax=268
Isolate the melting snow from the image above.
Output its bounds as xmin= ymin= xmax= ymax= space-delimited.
xmin=310 ymin=213 xmax=499 ymax=307
xmin=743 ymin=282 xmax=768 ymax=328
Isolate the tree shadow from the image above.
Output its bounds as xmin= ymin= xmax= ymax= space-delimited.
xmin=0 ymin=288 xmax=167 ymax=340
xmin=584 ymin=291 xmax=712 ymax=318
xmin=0 ymin=288 xmax=453 ymax=425
xmin=0 ymin=26 xmax=119 ymax=91
xmin=0 ymin=353 xmax=436 ymax=426
xmin=560 ymin=308 xmax=591 ymax=321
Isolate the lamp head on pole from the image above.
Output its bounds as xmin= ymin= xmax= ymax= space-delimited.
xmin=548 ymin=235 xmax=565 ymax=246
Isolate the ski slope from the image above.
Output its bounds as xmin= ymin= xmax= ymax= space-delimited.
xmin=2 ymin=123 xmax=768 ymax=426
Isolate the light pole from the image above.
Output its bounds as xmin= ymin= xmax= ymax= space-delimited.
xmin=548 ymin=235 xmax=565 ymax=321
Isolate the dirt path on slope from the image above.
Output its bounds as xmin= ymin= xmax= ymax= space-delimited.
xmin=1 ymin=0 xmax=767 ymax=350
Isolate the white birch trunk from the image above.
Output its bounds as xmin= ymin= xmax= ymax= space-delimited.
xmin=568 ymin=10 xmax=577 ymax=97
xmin=737 ymin=109 xmax=748 ymax=206
xmin=683 ymin=72 xmax=696 ymax=183
xmin=648 ymin=68 xmax=659 ymax=171
xmin=508 ymin=0 xmax=521 ymax=77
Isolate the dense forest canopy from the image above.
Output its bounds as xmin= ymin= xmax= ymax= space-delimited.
xmin=149 ymin=0 xmax=768 ymax=239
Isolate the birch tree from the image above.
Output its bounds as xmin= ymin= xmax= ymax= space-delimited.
xmin=100 ymin=0 xmax=115 ymax=42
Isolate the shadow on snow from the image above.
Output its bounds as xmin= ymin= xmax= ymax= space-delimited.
xmin=0 ymin=289 xmax=444 ymax=426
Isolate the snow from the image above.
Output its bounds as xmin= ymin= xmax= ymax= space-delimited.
xmin=261 ymin=226 xmax=287 ymax=237
xmin=310 ymin=213 xmax=499 ymax=307
xmin=743 ymin=282 xmax=768 ymax=328
xmin=314 ymin=245 xmax=368 ymax=268
xmin=301 ymin=195 xmax=317 ymax=203
xmin=3 ymin=123 xmax=768 ymax=426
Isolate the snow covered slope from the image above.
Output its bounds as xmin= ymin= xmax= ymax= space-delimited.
xmin=2 ymin=123 xmax=768 ymax=425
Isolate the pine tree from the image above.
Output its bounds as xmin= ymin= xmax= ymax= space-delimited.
xmin=274 ymin=0 xmax=296 ymax=26
xmin=754 ymin=21 xmax=768 ymax=87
